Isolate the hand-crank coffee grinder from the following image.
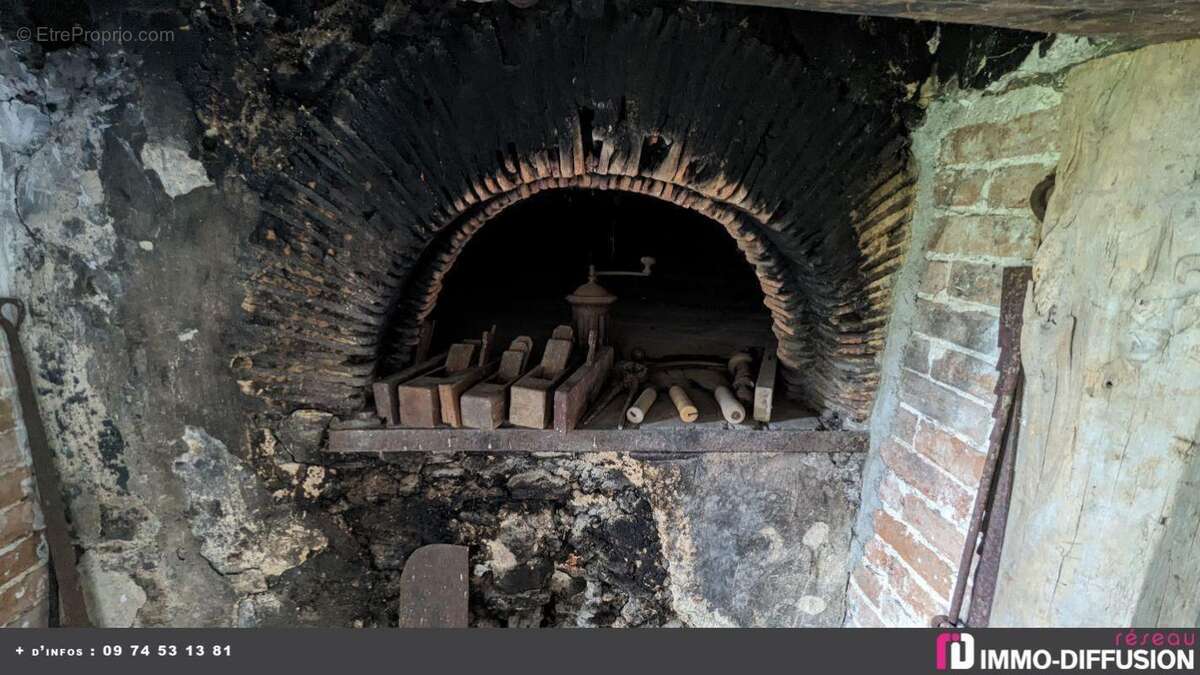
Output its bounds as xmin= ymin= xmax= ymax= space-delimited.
xmin=565 ymin=256 xmax=654 ymax=348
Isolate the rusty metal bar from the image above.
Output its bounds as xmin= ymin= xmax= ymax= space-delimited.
xmin=934 ymin=266 xmax=1031 ymax=628
xmin=967 ymin=376 xmax=1023 ymax=627
xmin=325 ymin=426 xmax=867 ymax=455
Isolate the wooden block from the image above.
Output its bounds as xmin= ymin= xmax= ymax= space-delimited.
xmin=445 ymin=343 xmax=477 ymax=373
xmin=477 ymin=325 xmax=497 ymax=365
xmin=373 ymin=353 xmax=446 ymax=426
xmin=541 ymin=338 xmax=573 ymax=378
xmin=398 ymin=377 xmax=441 ymax=428
xmin=553 ymin=346 xmax=614 ymax=432
xmin=497 ymin=349 xmax=527 ymax=381
xmin=460 ymin=339 xmax=535 ymax=430
xmin=511 ymin=336 xmax=534 ymax=354
xmin=398 ymin=544 xmax=468 ymax=628
xmin=438 ymin=363 xmax=496 ymax=427
xmin=754 ymin=346 xmax=778 ymax=423
xmin=509 ymin=362 xmax=576 ymax=430
xmin=460 ymin=382 xmax=510 ymax=430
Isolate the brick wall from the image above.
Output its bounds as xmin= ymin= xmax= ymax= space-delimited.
xmin=0 ymin=332 xmax=49 ymax=628
xmin=845 ymin=78 xmax=1062 ymax=627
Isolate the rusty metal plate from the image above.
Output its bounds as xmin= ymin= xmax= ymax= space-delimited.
xmin=398 ymin=544 xmax=469 ymax=628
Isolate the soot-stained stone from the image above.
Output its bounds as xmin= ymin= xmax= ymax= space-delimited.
xmin=97 ymin=419 xmax=129 ymax=492
xmin=327 ymin=453 xmax=675 ymax=627
xmin=507 ymin=469 xmax=571 ymax=501
xmin=275 ymin=409 xmax=334 ymax=464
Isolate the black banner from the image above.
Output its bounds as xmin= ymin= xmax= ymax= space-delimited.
xmin=0 ymin=628 xmax=1195 ymax=675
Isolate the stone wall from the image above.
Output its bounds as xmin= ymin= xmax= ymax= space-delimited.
xmin=845 ymin=37 xmax=1102 ymax=627
xmin=992 ymin=39 xmax=1200 ymax=627
xmin=0 ymin=337 xmax=48 ymax=627
xmin=0 ymin=38 xmax=343 ymax=627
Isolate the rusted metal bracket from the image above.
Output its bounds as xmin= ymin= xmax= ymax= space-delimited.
xmin=0 ymin=297 xmax=91 ymax=627
xmin=933 ymin=267 xmax=1031 ymax=628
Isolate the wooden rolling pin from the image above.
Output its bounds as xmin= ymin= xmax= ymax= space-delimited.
xmin=651 ymin=371 xmax=699 ymax=423
xmin=667 ymin=385 xmax=699 ymax=423
xmin=626 ymin=387 xmax=658 ymax=424
xmin=686 ymin=369 xmax=746 ymax=425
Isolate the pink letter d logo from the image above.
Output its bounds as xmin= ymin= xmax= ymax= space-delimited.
xmin=936 ymin=633 xmax=975 ymax=670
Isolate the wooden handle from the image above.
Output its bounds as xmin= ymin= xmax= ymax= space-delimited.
xmin=668 ymin=385 xmax=698 ymax=423
xmin=626 ymin=387 xmax=658 ymax=424
xmin=714 ymin=386 xmax=746 ymax=424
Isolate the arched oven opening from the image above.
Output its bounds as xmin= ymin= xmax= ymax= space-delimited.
xmin=429 ymin=189 xmax=773 ymax=368
xmin=368 ymin=187 xmax=825 ymax=433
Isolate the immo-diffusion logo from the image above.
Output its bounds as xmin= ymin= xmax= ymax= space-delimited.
xmin=936 ymin=632 xmax=975 ymax=670
xmin=935 ymin=630 xmax=1196 ymax=671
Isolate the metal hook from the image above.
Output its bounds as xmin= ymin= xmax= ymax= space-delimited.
xmin=0 ymin=297 xmax=26 ymax=331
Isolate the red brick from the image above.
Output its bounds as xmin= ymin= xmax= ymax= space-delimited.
xmin=0 ymin=398 xmax=14 ymax=434
xmin=0 ymin=429 xmax=24 ymax=472
xmin=940 ymin=108 xmax=1059 ymax=165
xmin=846 ymin=584 xmax=886 ymax=627
xmin=987 ymin=163 xmax=1055 ymax=210
xmin=914 ymin=419 xmax=987 ymax=487
xmin=930 ymin=214 xmax=1039 ymax=260
xmin=947 ymin=262 xmax=1003 ymax=306
xmin=934 ymin=169 xmax=986 ymax=207
xmin=0 ymin=467 xmax=30 ymax=509
xmin=930 ymin=347 xmax=999 ymax=402
xmin=912 ymin=298 xmax=998 ymax=356
xmin=919 ymin=260 xmax=951 ymax=296
xmin=0 ymin=501 xmax=36 ymax=549
xmin=879 ymin=474 xmax=967 ymax=562
xmin=864 ymin=539 xmax=945 ymax=624
xmin=0 ymin=535 xmax=40 ymax=587
xmin=4 ymin=599 xmax=49 ymax=628
xmin=0 ymin=564 xmax=48 ymax=627
xmin=853 ymin=563 xmax=884 ymax=608
xmin=880 ymin=438 xmax=973 ymax=520
xmin=899 ymin=370 xmax=993 ymax=446
xmin=891 ymin=407 xmax=920 ymax=446
xmin=874 ymin=510 xmax=956 ymax=597
xmin=902 ymin=336 xmax=930 ymax=375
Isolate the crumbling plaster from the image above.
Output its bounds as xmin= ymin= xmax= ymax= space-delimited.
xmin=0 ymin=39 xmax=356 ymax=626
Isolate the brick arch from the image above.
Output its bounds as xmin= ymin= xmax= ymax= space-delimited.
xmin=384 ymin=173 xmax=804 ymax=376
xmin=235 ymin=5 xmax=916 ymax=424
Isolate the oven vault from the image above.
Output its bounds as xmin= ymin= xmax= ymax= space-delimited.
xmin=237 ymin=5 xmax=916 ymax=427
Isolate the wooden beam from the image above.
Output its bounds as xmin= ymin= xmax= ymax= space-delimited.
xmin=325 ymin=426 xmax=868 ymax=455
xmin=694 ymin=0 xmax=1200 ymax=42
